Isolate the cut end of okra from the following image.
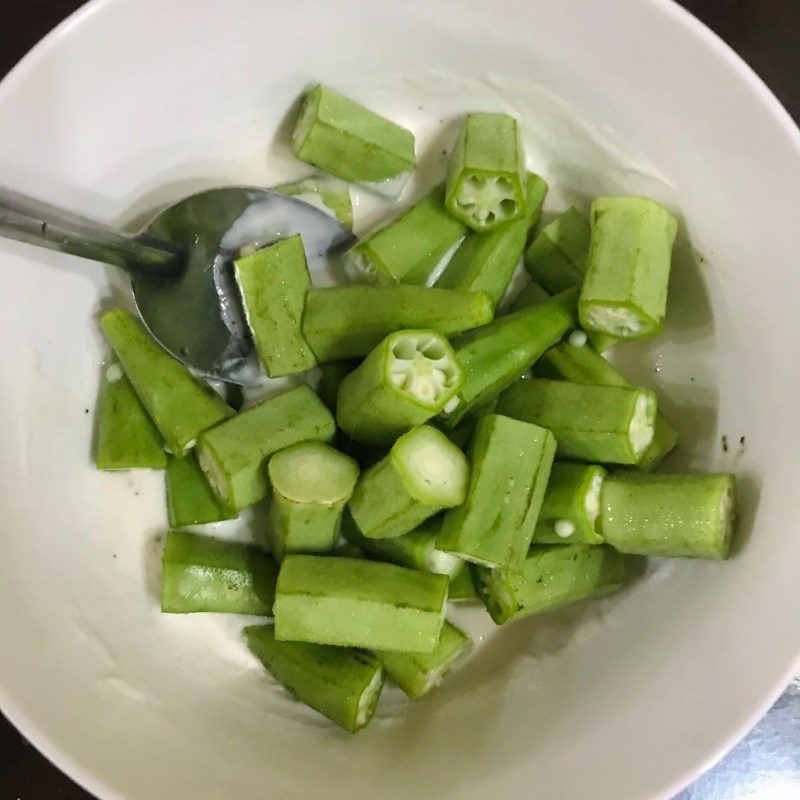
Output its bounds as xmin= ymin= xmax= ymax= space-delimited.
xmin=269 ymin=441 xmax=359 ymax=506
xmin=629 ymin=392 xmax=657 ymax=457
xmin=581 ymin=303 xmax=654 ymax=338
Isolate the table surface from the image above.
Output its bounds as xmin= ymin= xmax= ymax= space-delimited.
xmin=0 ymin=1 xmax=798 ymax=798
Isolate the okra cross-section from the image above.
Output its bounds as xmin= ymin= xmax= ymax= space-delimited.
xmin=600 ymin=473 xmax=736 ymax=559
xmin=196 ymin=385 xmax=336 ymax=513
xmin=244 ymin=624 xmax=384 ymax=734
xmin=476 ymin=544 xmax=627 ymax=625
xmin=579 ymin=196 xmax=678 ymax=339
xmin=437 ymin=414 xmax=556 ymax=569
xmin=234 ymin=235 xmax=316 ymax=378
xmin=166 ymin=451 xmax=236 ymax=527
xmin=100 ymin=308 xmax=233 ymax=453
xmin=267 ymin=442 xmax=359 ymax=561
xmin=445 ymin=113 xmax=527 ymax=232
xmin=337 ymin=329 xmax=464 ymax=447
xmin=497 ymin=378 xmax=657 ymax=466
xmin=273 ymin=555 xmax=449 ymax=653
xmin=348 ymin=425 xmax=469 ymax=539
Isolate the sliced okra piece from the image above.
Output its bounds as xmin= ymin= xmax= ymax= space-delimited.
xmin=437 ymin=414 xmax=555 ymax=568
xmin=524 ymin=206 xmax=591 ymax=294
xmin=497 ymin=378 xmax=657 ymax=466
xmin=448 ymin=564 xmax=480 ymax=602
xmin=291 ymin=84 xmax=415 ymax=192
xmin=342 ymin=189 xmax=466 ymax=285
xmin=273 ymin=555 xmax=449 ymax=653
xmin=579 ymin=196 xmax=678 ymax=339
xmin=161 ymin=530 xmax=278 ymax=615
xmin=302 ymin=285 xmax=493 ymax=363
xmin=244 ymin=624 xmax=384 ymax=733
xmin=315 ymin=359 xmax=356 ymax=413
xmin=267 ymin=441 xmax=359 ymax=561
xmin=166 ymin=451 xmax=236 ymax=527
xmin=348 ymin=426 xmax=469 ymax=540
xmin=96 ymin=363 xmax=166 ymax=470
xmin=506 ymin=279 xmax=552 ymax=315
xmin=445 ymin=112 xmax=527 ymax=232
xmin=196 ymin=385 xmax=335 ymax=513
xmin=600 ymin=473 xmax=736 ymax=559
xmin=100 ymin=309 xmax=233 ymax=453
xmin=337 ymin=329 xmax=464 ymax=447
xmin=234 ymin=235 xmax=316 ymax=378
xmin=272 ymin=174 xmax=353 ymax=229
xmin=377 ymin=621 xmax=471 ymax=700
xmin=476 ymin=544 xmax=627 ymax=624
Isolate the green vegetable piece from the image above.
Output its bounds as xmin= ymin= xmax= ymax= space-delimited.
xmin=161 ymin=530 xmax=278 ymax=615
xmin=316 ymin=360 xmax=356 ymax=412
xmin=274 ymin=555 xmax=449 ymax=653
xmin=441 ymin=289 xmax=577 ymax=429
xmin=267 ymin=442 xmax=359 ymax=561
xmin=244 ymin=624 xmax=384 ymax=734
xmin=476 ymin=544 xmax=627 ymax=624
xmin=234 ymin=235 xmax=316 ymax=378
xmin=445 ymin=113 xmax=527 ymax=232
xmin=448 ymin=564 xmax=480 ymax=601
xmin=337 ymin=329 xmax=464 ymax=447
xmin=273 ymin=174 xmax=353 ymax=229
xmin=343 ymin=189 xmax=466 ymax=285
xmin=600 ymin=473 xmax=736 ymax=559
xmin=525 ymin=206 xmax=591 ymax=294
xmin=377 ymin=621 xmax=471 ymax=700
xmin=436 ymin=173 xmax=548 ymax=306
xmin=579 ymin=196 xmax=678 ymax=339
xmin=497 ymin=378 xmax=657 ymax=466
xmin=532 ymin=463 xmax=606 ymax=545
xmin=100 ymin=309 xmax=233 ymax=453
xmin=302 ymin=285 xmax=494 ymax=363
xmin=166 ymin=451 xmax=236 ymax=527
xmin=196 ymin=385 xmax=335 ymax=513
xmin=96 ymin=363 xmax=166 ymax=470
xmin=348 ymin=426 xmax=469 ymax=539
xmin=437 ymin=414 xmax=555 ymax=568
xmin=291 ymin=84 xmax=415 ymax=189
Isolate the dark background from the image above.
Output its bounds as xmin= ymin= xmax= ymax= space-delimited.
xmin=0 ymin=1 xmax=798 ymax=798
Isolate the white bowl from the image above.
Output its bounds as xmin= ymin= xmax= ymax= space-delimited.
xmin=1 ymin=1 xmax=799 ymax=798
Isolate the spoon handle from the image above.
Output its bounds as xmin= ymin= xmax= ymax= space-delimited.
xmin=0 ymin=186 xmax=180 ymax=274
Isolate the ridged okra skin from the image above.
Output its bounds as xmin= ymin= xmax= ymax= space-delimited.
xmin=448 ymin=564 xmax=480 ymax=601
xmin=579 ymin=196 xmax=678 ymax=339
xmin=273 ymin=555 xmax=449 ymax=653
xmin=476 ymin=544 xmax=627 ymax=624
xmin=100 ymin=308 xmax=233 ymax=453
xmin=166 ymin=451 xmax=236 ymax=527
xmin=302 ymin=285 xmax=493 ymax=363
xmin=445 ymin=113 xmax=527 ymax=232
xmin=244 ymin=624 xmax=384 ymax=733
xmin=272 ymin=174 xmax=353 ymax=229
xmin=161 ymin=530 xmax=278 ymax=615
xmin=437 ymin=414 xmax=555 ymax=568
xmin=291 ymin=84 xmax=415 ymax=185
xmin=337 ymin=329 xmax=464 ymax=447
xmin=525 ymin=206 xmax=591 ymax=294
xmin=196 ymin=385 xmax=336 ymax=513
xmin=600 ymin=473 xmax=736 ymax=559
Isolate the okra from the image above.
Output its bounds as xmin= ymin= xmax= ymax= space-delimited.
xmin=448 ymin=564 xmax=480 ymax=601
xmin=600 ymin=473 xmax=736 ymax=559
xmin=348 ymin=426 xmax=469 ymax=540
xmin=497 ymin=378 xmax=657 ymax=466
xmin=161 ymin=530 xmax=278 ymax=615
xmin=95 ymin=363 xmax=166 ymax=470
xmin=476 ymin=544 xmax=627 ymax=625
xmin=234 ymin=235 xmax=316 ymax=378
xmin=244 ymin=624 xmax=384 ymax=733
xmin=267 ymin=442 xmax=359 ymax=561
xmin=506 ymin=279 xmax=552 ymax=314
xmin=337 ymin=329 xmax=464 ymax=447
xmin=579 ymin=196 xmax=678 ymax=339
xmin=342 ymin=189 xmax=466 ymax=285
xmin=291 ymin=84 xmax=415 ymax=190
xmin=440 ymin=289 xmax=577 ymax=429
xmin=377 ymin=621 xmax=471 ymax=700
xmin=166 ymin=451 xmax=236 ymax=527
xmin=437 ymin=414 xmax=555 ymax=568
xmin=196 ymin=385 xmax=335 ymax=513
xmin=525 ymin=206 xmax=591 ymax=294
xmin=445 ymin=113 xmax=527 ymax=232
xmin=302 ymin=285 xmax=493 ymax=363
xmin=436 ymin=173 xmax=548 ymax=306
xmin=532 ymin=463 xmax=606 ymax=545
xmin=273 ymin=174 xmax=353 ymax=229
xmin=316 ymin=360 xmax=356 ymax=412
xmin=100 ymin=309 xmax=233 ymax=453
xmin=273 ymin=555 xmax=449 ymax=653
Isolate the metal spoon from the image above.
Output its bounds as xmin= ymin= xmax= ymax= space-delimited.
xmin=0 ymin=185 xmax=353 ymax=385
